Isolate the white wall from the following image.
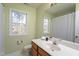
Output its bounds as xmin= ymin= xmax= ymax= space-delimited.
xmin=0 ymin=4 xmax=4 ymax=55
xmin=52 ymin=12 xmax=75 ymax=42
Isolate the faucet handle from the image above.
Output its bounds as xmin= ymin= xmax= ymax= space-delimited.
xmin=53 ymin=41 xmax=57 ymax=45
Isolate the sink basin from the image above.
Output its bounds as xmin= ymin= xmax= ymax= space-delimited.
xmin=50 ymin=45 xmax=61 ymax=51
xmin=42 ymin=39 xmax=61 ymax=51
xmin=44 ymin=40 xmax=61 ymax=51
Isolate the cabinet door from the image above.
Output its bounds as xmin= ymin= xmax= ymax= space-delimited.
xmin=38 ymin=47 xmax=49 ymax=56
xmin=32 ymin=48 xmax=37 ymax=56
xmin=32 ymin=42 xmax=38 ymax=56
xmin=32 ymin=42 xmax=37 ymax=50
xmin=38 ymin=54 xmax=41 ymax=56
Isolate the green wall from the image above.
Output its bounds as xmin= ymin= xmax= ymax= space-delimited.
xmin=76 ymin=3 xmax=79 ymax=11
xmin=50 ymin=4 xmax=75 ymax=18
xmin=36 ymin=4 xmax=52 ymax=38
xmin=3 ymin=3 xmax=55 ymax=54
xmin=3 ymin=3 xmax=36 ymax=54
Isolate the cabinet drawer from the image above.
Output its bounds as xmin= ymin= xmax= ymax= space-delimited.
xmin=32 ymin=48 xmax=37 ymax=56
xmin=32 ymin=42 xmax=37 ymax=50
xmin=38 ymin=47 xmax=49 ymax=56
xmin=38 ymin=54 xmax=41 ymax=56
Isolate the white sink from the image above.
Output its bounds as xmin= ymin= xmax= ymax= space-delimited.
xmin=43 ymin=40 xmax=61 ymax=51
xmin=32 ymin=38 xmax=79 ymax=56
xmin=50 ymin=45 xmax=61 ymax=51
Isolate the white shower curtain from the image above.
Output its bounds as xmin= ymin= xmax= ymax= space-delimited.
xmin=52 ymin=12 xmax=75 ymax=42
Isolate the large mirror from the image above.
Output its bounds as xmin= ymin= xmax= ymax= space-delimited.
xmin=45 ymin=3 xmax=79 ymax=43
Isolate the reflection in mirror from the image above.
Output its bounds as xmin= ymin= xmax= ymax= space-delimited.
xmin=46 ymin=3 xmax=78 ymax=43
xmin=75 ymin=11 xmax=79 ymax=43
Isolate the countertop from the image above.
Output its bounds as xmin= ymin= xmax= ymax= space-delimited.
xmin=32 ymin=38 xmax=79 ymax=56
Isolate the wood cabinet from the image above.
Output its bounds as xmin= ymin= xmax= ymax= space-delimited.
xmin=32 ymin=48 xmax=37 ymax=56
xmin=38 ymin=47 xmax=49 ymax=56
xmin=31 ymin=42 xmax=50 ymax=56
xmin=32 ymin=42 xmax=37 ymax=56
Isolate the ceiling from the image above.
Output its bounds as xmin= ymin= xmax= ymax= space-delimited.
xmin=46 ymin=3 xmax=75 ymax=16
xmin=24 ymin=3 xmax=75 ymax=16
xmin=24 ymin=3 xmax=43 ymax=8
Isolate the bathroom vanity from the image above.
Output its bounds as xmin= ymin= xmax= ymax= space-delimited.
xmin=31 ymin=38 xmax=79 ymax=56
xmin=32 ymin=42 xmax=50 ymax=56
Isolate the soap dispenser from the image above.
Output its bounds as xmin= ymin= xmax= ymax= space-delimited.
xmin=46 ymin=37 xmax=48 ymax=41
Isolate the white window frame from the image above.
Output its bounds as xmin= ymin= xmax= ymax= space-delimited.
xmin=43 ymin=17 xmax=49 ymax=35
xmin=9 ymin=9 xmax=28 ymax=36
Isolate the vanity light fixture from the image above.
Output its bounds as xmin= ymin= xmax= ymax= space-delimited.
xmin=50 ymin=3 xmax=56 ymax=8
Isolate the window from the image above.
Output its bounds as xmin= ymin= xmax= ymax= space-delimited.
xmin=43 ymin=18 xmax=49 ymax=35
xmin=9 ymin=9 xmax=27 ymax=35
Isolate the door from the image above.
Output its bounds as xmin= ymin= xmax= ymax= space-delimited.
xmin=75 ymin=11 xmax=79 ymax=43
xmin=67 ymin=13 xmax=75 ymax=42
xmin=0 ymin=4 xmax=4 ymax=55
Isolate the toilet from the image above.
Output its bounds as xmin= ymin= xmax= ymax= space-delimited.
xmin=22 ymin=45 xmax=32 ymax=56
